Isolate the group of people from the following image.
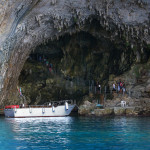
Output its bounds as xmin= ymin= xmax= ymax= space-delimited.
xmin=39 ymin=56 xmax=53 ymax=73
xmin=29 ymin=54 xmax=54 ymax=73
xmin=113 ymin=80 xmax=126 ymax=94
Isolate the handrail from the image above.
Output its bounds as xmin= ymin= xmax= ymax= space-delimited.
xmin=44 ymin=100 xmax=73 ymax=105
xmin=22 ymin=100 xmax=75 ymax=108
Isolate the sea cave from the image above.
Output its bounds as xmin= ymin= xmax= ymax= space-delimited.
xmin=0 ymin=0 xmax=150 ymax=116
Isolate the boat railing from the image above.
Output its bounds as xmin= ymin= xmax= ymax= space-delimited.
xmin=21 ymin=100 xmax=75 ymax=108
xmin=44 ymin=100 xmax=74 ymax=106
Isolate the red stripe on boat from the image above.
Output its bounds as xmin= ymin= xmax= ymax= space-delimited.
xmin=5 ymin=105 xmax=19 ymax=109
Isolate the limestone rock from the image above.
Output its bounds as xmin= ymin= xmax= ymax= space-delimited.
xmin=78 ymin=101 xmax=96 ymax=115
xmin=105 ymin=99 xmax=121 ymax=107
xmin=147 ymin=79 xmax=150 ymax=84
xmin=145 ymin=84 xmax=150 ymax=92
xmin=94 ymin=108 xmax=114 ymax=116
xmin=114 ymin=107 xmax=126 ymax=115
xmin=125 ymin=107 xmax=136 ymax=116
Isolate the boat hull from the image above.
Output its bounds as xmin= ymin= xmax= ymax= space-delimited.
xmin=4 ymin=104 xmax=76 ymax=118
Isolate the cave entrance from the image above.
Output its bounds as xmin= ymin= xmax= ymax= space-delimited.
xmin=18 ymin=20 xmax=135 ymax=105
xmin=19 ymin=32 xmax=99 ymax=105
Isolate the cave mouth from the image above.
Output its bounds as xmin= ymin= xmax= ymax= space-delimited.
xmin=18 ymin=19 xmax=140 ymax=105
xmin=18 ymin=33 xmax=135 ymax=105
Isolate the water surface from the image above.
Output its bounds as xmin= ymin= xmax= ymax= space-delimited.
xmin=0 ymin=116 xmax=150 ymax=150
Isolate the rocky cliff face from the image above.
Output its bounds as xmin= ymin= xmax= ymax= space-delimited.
xmin=0 ymin=0 xmax=150 ymax=105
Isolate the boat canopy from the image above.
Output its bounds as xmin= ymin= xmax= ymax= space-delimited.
xmin=5 ymin=105 xmax=20 ymax=109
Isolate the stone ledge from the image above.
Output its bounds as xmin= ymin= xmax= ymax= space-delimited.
xmin=79 ymin=105 xmax=148 ymax=116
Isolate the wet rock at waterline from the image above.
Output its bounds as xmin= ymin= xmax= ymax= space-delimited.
xmin=78 ymin=99 xmax=150 ymax=116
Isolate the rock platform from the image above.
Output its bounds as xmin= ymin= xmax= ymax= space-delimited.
xmin=78 ymin=100 xmax=150 ymax=116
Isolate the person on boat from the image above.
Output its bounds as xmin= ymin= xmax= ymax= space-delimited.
xmin=20 ymin=103 xmax=25 ymax=108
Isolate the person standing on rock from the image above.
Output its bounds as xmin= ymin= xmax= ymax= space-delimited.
xmin=49 ymin=64 xmax=52 ymax=73
xmin=122 ymin=83 xmax=126 ymax=96
xmin=117 ymin=83 xmax=120 ymax=93
xmin=123 ymin=87 xmax=126 ymax=96
xmin=98 ymin=84 xmax=101 ymax=94
xmin=46 ymin=60 xmax=49 ymax=66
xmin=113 ymin=83 xmax=116 ymax=91
xmin=39 ymin=56 xmax=42 ymax=62
xmin=120 ymin=81 xmax=123 ymax=89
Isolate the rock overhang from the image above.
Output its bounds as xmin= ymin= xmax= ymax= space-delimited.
xmin=0 ymin=0 xmax=150 ymax=104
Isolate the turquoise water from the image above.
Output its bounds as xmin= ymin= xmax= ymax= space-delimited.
xmin=0 ymin=116 xmax=150 ymax=150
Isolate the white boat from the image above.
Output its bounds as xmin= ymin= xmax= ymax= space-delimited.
xmin=4 ymin=100 xmax=77 ymax=118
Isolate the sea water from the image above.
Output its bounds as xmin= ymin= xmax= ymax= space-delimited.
xmin=0 ymin=116 xmax=150 ymax=150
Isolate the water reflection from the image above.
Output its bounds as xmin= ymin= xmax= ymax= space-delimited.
xmin=1 ymin=116 xmax=150 ymax=150
xmin=5 ymin=117 xmax=75 ymax=149
xmin=6 ymin=117 xmax=74 ymax=134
